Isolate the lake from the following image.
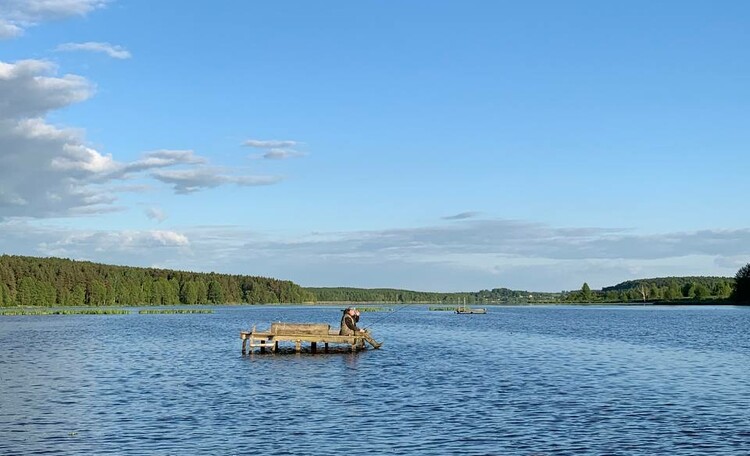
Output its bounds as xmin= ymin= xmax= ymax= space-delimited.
xmin=1 ymin=305 xmax=749 ymax=455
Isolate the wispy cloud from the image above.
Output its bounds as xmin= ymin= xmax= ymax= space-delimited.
xmin=151 ymin=168 xmax=282 ymax=194
xmin=56 ymin=42 xmax=131 ymax=59
xmin=244 ymin=138 xmax=306 ymax=160
xmin=145 ymin=207 xmax=167 ymax=223
xmin=260 ymin=148 xmax=306 ymax=160
xmin=118 ymin=149 xmax=206 ymax=176
xmin=2 ymin=219 xmax=746 ymax=291
xmin=442 ymin=211 xmax=481 ymax=220
xmin=243 ymin=139 xmax=298 ymax=149
xmin=0 ymin=20 xmax=22 ymax=39
xmin=0 ymin=0 xmax=108 ymax=39
xmin=0 ymin=58 xmax=284 ymax=219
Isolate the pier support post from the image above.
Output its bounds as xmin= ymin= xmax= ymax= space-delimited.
xmin=295 ymin=340 xmax=301 ymax=353
xmin=324 ymin=342 xmax=329 ymax=353
xmin=311 ymin=342 xmax=317 ymax=354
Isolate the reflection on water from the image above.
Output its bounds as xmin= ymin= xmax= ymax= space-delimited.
xmin=1 ymin=305 xmax=749 ymax=455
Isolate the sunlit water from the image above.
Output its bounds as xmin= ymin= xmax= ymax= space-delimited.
xmin=1 ymin=305 xmax=749 ymax=455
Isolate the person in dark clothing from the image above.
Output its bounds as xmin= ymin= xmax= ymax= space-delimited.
xmin=339 ymin=307 xmax=382 ymax=349
xmin=340 ymin=307 xmax=357 ymax=336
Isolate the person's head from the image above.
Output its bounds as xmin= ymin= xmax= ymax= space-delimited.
xmin=348 ymin=307 xmax=357 ymax=316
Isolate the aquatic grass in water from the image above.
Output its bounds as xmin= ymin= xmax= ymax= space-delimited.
xmin=429 ymin=306 xmax=458 ymax=311
xmin=356 ymin=307 xmax=393 ymax=312
xmin=0 ymin=308 xmax=130 ymax=316
xmin=138 ymin=309 xmax=214 ymax=314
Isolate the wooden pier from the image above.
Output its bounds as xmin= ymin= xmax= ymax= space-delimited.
xmin=456 ymin=307 xmax=487 ymax=314
xmin=241 ymin=322 xmax=378 ymax=354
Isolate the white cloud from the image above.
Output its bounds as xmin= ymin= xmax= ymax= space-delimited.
xmin=0 ymin=60 xmax=93 ymax=118
xmin=56 ymin=42 xmax=131 ymax=59
xmin=1 ymin=219 xmax=746 ymax=292
xmin=0 ymin=19 xmax=22 ymax=38
xmin=0 ymin=59 xmax=120 ymax=217
xmin=149 ymin=230 xmax=189 ymax=246
xmin=145 ymin=207 xmax=167 ymax=223
xmin=151 ymin=167 xmax=282 ymax=194
xmin=0 ymin=0 xmax=108 ymax=39
xmin=260 ymin=148 xmax=306 ymax=160
xmin=0 ymin=58 xmax=283 ymax=218
xmin=118 ymin=149 xmax=206 ymax=176
xmin=442 ymin=211 xmax=480 ymax=220
xmin=243 ymin=139 xmax=298 ymax=149
xmin=244 ymin=139 xmax=306 ymax=160
xmin=36 ymin=228 xmax=189 ymax=256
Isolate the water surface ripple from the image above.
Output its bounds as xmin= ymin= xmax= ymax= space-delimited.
xmin=1 ymin=305 xmax=749 ymax=455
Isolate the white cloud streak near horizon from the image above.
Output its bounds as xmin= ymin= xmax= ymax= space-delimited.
xmin=1 ymin=218 xmax=747 ymax=292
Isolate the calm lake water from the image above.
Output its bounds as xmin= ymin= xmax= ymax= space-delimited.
xmin=1 ymin=305 xmax=749 ymax=455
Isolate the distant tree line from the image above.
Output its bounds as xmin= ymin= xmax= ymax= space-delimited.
xmin=305 ymin=287 xmax=561 ymax=304
xmin=565 ymin=276 xmax=735 ymax=303
xmin=3 ymin=254 xmax=748 ymax=307
xmin=0 ymin=255 xmax=315 ymax=307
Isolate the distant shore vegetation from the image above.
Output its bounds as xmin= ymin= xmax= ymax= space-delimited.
xmin=0 ymin=255 xmax=747 ymax=307
xmin=0 ymin=255 xmax=314 ymax=307
xmin=565 ymin=277 xmax=736 ymax=304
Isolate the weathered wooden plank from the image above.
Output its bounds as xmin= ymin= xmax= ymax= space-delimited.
xmin=270 ymin=323 xmax=330 ymax=335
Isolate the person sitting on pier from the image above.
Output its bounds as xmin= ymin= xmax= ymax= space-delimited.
xmin=340 ymin=307 xmax=382 ymax=349
xmin=340 ymin=307 xmax=358 ymax=336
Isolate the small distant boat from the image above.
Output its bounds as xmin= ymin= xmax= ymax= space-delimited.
xmin=456 ymin=298 xmax=486 ymax=314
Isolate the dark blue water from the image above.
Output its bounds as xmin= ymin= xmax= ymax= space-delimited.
xmin=1 ymin=305 xmax=749 ymax=455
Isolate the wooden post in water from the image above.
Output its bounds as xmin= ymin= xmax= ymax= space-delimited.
xmin=295 ymin=340 xmax=301 ymax=353
xmin=311 ymin=342 xmax=317 ymax=354
xmin=324 ymin=342 xmax=329 ymax=353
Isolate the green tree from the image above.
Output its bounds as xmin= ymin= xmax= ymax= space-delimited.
xmin=16 ymin=277 xmax=56 ymax=306
xmin=664 ymin=283 xmax=681 ymax=300
xmin=693 ymin=283 xmax=710 ymax=299
xmin=70 ymin=285 xmax=86 ymax=306
xmin=87 ymin=280 xmax=107 ymax=305
xmin=731 ymin=263 xmax=750 ymax=304
xmin=207 ymin=280 xmax=223 ymax=304
xmin=715 ymin=281 xmax=732 ymax=298
xmin=581 ymin=282 xmax=592 ymax=301
xmin=180 ymin=281 xmax=199 ymax=304
xmin=682 ymin=283 xmax=696 ymax=298
xmin=0 ymin=283 xmax=11 ymax=306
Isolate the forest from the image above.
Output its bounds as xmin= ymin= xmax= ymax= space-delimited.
xmin=0 ymin=255 xmax=315 ymax=306
xmin=1 ymin=254 xmax=746 ymax=306
xmin=564 ymin=277 xmax=734 ymax=303
xmin=306 ymin=287 xmax=560 ymax=304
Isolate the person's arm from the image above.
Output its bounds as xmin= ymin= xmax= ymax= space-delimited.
xmin=345 ymin=315 xmax=357 ymax=331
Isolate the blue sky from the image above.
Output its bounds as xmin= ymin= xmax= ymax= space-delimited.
xmin=1 ymin=0 xmax=749 ymax=292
